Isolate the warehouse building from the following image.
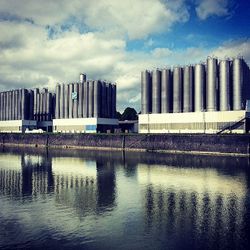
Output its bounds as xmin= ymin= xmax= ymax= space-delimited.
xmin=139 ymin=57 xmax=250 ymax=133
xmin=53 ymin=74 xmax=118 ymax=133
xmin=0 ymin=88 xmax=53 ymax=133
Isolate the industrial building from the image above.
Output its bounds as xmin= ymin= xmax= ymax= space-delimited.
xmin=53 ymin=74 xmax=118 ymax=133
xmin=139 ymin=57 xmax=250 ymax=133
xmin=0 ymin=73 xmax=118 ymax=133
xmin=0 ymin=88 xmax=53 ymax=132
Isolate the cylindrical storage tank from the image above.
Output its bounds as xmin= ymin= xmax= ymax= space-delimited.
xmin=80 ymin=73 xmax=86 ymax=83
xmin=50 ymin=93 xmax=55 ymax=119
xmin=68 ymin=83 xmax=73 ymax=118
xmin=36 ymin=92 xmax=40 ymax=121
xmin=194 ymin=64 xmax=206 ymax=112
xmin=40 ymin=93 xmax=43 ymax=121
xmin=141 ymin=70 xmax=152 ymax=114
xmin=8 ymin=91 xmax=12 ymax=120
xmin=11 ymin=90 xmax=14 ymax=120
xmin=173 ymin=67 xmax=183 ymax=113
xmin=88 ymin=81 xmax=94 ymax=118
xmin=93 ymin=80 xmax=100 ymax=117
xmin=111 ymin=84 xmax=116 ymax=118
xmin=206 ymin=57 xmax=218 ymax=111
xmin=60 ymin=84 xmax=65 ymax=119
xmin=73 ymin=83 xmax=79 ymax=118
xmin=152 ymin=69 xmax=161 ymax=113
xmin=183 ymin=66 xmax=194 ymax=112
xmin=161 ymin=69 xmax=172 ymax=113
xmin=33 ymin=89 xmax=39 ymax=120
xmin=46 ymin=92 xmax=52 ymax=121
xmin=21 ymin=89 xmax=25 ymax=120
xmin=2 ymin=92 xmax=5 ymax=120
xmin=0 ymin=93 xmax=2 ymax=121
xmin=78 ymin=83 xmax=83 ymax=118
xmin=101 ymin=82 xmax=107 ymax=118
xmin=219 ymin=59 xmax=230 ymax=111
xmin=0 ymin=92 xmax=2 ymax=121
xmin=83 ymin=81 xmax=89 ymax=118
xmin=29 ymin=90 xmax=34 ymax=120
xmin=232 ymin=58 xmax=243 ymax=110
xmin=6 ymin=91 xmax=9 ymax=120
xmin=64 ymin=84 xmax=69 ymax=119
xmin=107 ymin=83 xmax=112 ymax=118
xmin=55 ymin=84 xmax=60 ymax=119
xmin=4 ymin=92 xmax=7 ymax=120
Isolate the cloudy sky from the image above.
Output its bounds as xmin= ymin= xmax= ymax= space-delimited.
xmin=0 ymin=0 xmax=249 ymax=111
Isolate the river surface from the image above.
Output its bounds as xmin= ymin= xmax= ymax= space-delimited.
xmin=0 ymin=146 xmax=250 ymax=250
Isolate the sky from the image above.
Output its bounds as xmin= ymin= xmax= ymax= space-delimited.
xmin=0 ymin=0 xmax=249 ymax=112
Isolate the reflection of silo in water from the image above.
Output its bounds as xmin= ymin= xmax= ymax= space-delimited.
xmin=96 ymin=161 xmax=116 ymax=209
xmin=137 ymin=164 xmax=247 ymax=247
xmin=21 ymin=154 xmax=54 ymax=196
xmin=0 ymin=153 xmax=54 ymax=198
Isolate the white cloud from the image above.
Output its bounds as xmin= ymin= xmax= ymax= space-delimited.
xmin=196 ymin=0 xmax=231 ymax=20
xmin=0 ymin=0 xmax=189 ymax=40
xmin=151 ymin=48 xmax=173 ymax=58
xmin=211 ymin=39 xmax=250 ymax=61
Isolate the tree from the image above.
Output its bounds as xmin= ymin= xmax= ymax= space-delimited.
xmin=120 ymin=107 xmax=138 ymax=121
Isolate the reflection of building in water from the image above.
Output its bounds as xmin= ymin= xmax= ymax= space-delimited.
xmin=51 ymin=158 xmax=116 ymax=214
xmin=0 ymin=152 xmax=117 ymax=214
xmin=0 ymin=153 xmax=53 ymax=198
xmin=138 ymin=165 xmax=247 ymax=249
xmin=96 ymin=160 xmax=116 ymax=209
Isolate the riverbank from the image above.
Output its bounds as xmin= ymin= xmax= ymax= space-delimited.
xmin=0 ymin=133 xmax=250 ymax=156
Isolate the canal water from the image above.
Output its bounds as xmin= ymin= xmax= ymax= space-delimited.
xmin=0 ymin=147 xmax=250 ymax=250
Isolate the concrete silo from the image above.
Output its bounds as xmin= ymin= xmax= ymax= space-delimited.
xmin=183 ymin=66 xmax=194 ymax=112
xmin=173 ymin=67 xmax=183 ymax=113
xmin=194 ymin=64 xmax=206 ymax=112
xmin=232 ymin=58 xmax=243 ymax=110
xmin=219 ymin=59 xmax=231 ymax=111
xmin=207 ymin=57 xmax=218 ymax=111
xmin=152 ymin=69 xmax=161 ymax=113
xmin=161 ymin=69 xmax=172 ymax=113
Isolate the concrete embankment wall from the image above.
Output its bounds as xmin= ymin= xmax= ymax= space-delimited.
xmin=0 ymin=133 xmax=250 ymax=156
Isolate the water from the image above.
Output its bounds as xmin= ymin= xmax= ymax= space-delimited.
xmin=0 ymin=146 xmax=250 ymax=250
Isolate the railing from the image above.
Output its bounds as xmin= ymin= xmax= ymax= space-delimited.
xmin=216 ymin=117 xmax=246 ymax=134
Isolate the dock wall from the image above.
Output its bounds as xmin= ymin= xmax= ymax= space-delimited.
xmin=0 ymin=133 xmax=250 ymax=156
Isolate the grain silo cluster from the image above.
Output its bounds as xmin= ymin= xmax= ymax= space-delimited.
xmin=139 ymin=57 xmax=250 ymax=134
xmin=0 ymin=73 xmax=118 ymax=133
xmin=55 ymin=75 xmax=116 ymax=120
